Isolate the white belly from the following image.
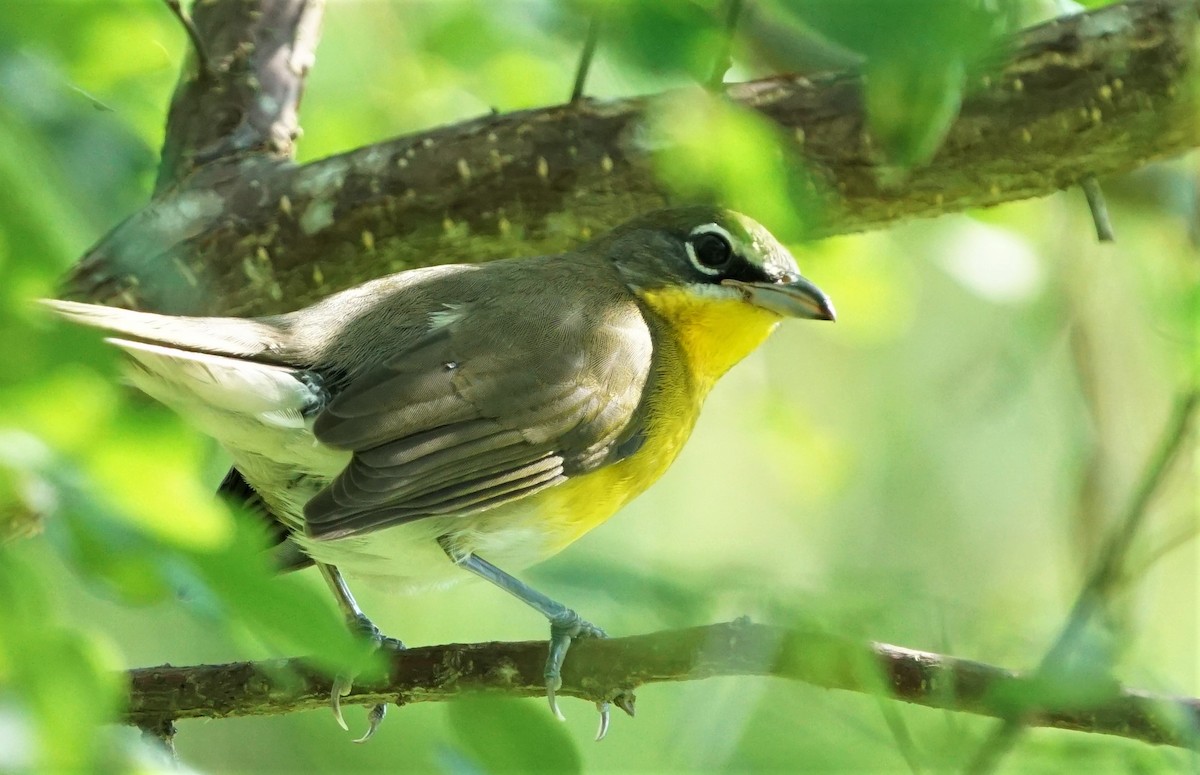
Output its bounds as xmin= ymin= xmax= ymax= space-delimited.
xmin=292 ymin=500 xmax=560 ymax=594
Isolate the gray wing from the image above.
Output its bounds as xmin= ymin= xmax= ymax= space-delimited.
xmin=303 ymin=293 xmax=653 ymax=540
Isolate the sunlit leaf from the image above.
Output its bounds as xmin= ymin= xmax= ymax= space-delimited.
xmin=84 ymin=412 xmax=233 ymax=551
xmin=585 ymin=0 xmax=723 ymax=82
xmin=185 ymin=515 xmax=367 ymax=673
xmin=777 ymin=0 xmax=1007 ymax=170
xmin=0 ymin=550 xmax=124 ymax=772
xmin=646 ymin=89 xmax=822 ymax=239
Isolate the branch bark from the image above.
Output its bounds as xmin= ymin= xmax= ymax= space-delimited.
xmin=65 ymin=0 xmax=1198 ymax=315
xmin=156 ymin=0 xmax=324 ymax=192
xmin=124 ymin=621 xmax=1200 ymax=750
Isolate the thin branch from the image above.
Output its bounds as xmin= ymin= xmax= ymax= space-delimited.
xmin=123 ymin=621 xmax=1200 ymax=750
xmin=64 ymin=0 xmax=1199 ymax=316
xmin=569 ymin=15 xmax=601 ymax=103
xmin=967 ymin=389 xmax=1200 ymax=773
xmin=708 ymin=0 xmax=744 ymax=89
xmin=1123 ymin=518 xmax=1200 ymax=582
xmin=162 ymin=0 xmax=210 ymax=80
xmin=1045 ymin=390 xmax=1198 ymax=666
xmin=1080 ymin=175 xmax=1117 ymax=242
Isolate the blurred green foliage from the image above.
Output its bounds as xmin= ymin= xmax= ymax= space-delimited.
xmin=0 ymin=0 xmax=1195 ymax=773
xmin=446 ymin=697 xmax=582 ymax=774
xmin=781 ymin=0 xmax=1007 ymax=171
xmin=649 ymin=91 xmax=822 ymax=240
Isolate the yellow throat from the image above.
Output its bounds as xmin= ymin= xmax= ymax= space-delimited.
xmin=535 ymin=286 xmax=782 ymax=551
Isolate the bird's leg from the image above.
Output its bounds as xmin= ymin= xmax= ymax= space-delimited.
xmin=320 ymin=561 xmax=404 ymax=646
xmin=438 ymin=538 xmax=609 ymax=733
xmin=318 ymin=562 xmax=403 ymax=743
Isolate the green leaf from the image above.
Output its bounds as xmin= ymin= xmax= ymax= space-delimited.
xmin=590 ymin=0 xmax=723 ymax=82
xmin=83 ymin=408 xmax=233 ymax=551
xmin=865 ymin=56 xmax=966 ymax=174
xmin=185 ymin=514 xmax=367 ymax=673
xmin=779 ymin=0 xmax=1006 ymax=169
xmin=647 ymin=90 xmax=822 ymax=240
xmin=9 ymin=432 xmax=364 ymax=670
xmin=0 ymin=550 xmax=124 ymax=772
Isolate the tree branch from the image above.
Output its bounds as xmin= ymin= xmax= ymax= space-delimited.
xmin=65 ymin=0 xmax=1198 ymax=315
xmin=155 ymin=0 xmax=324 ymax=193
xmin=124 ymin=621 xmax=1200 ymax=750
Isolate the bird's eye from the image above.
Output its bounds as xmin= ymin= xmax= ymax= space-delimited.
xmin=688 ymin=232 xmax=733 ymax=272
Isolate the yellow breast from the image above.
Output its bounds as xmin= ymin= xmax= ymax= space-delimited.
xmin=536 ymin=286 xmax=782 ymax=552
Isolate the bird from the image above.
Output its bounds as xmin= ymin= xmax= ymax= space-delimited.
xmin=46 ymin=206 xmax=834 ymax=740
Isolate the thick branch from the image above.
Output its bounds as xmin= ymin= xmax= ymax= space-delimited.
xmin=66 ymin=0 xmax=1198 ymax=315
xmin=155 ymin=0 xmax=324 ymax=192
xmin=124 ymin=621 xmax=1200 ymax=750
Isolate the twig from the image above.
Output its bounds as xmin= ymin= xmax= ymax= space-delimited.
xmin=1081 ymin=175 xmax=1116 ymax=242
xmin=569 ymin=15 xmax=601 ymax=103
xmin=122 ymin=621 xmax=1200 ymax=750
xmin=1123 ymin=519 xmax=1200 ymax=582
xmin=877 ymin=696 xmax=926 ymax=774
xmin=966 ymin=390 xmax=1200 ymax=773
xmin=708 ymin=0 xmax=744 ymax=89
xmin=162 ymin=0 xmax=210 ymax=79
xmin=1044 ymin=390 xmax=1197 ymax=669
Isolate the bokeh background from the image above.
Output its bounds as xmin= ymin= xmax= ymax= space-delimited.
xmin=0 ymin=1 xmax=1195 ymax=772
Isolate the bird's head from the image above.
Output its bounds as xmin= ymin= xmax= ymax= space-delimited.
xmin=601 ymin=207 xmax=835 ymax=322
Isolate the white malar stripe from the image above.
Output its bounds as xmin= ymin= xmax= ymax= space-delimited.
xmin=681 ymin=282 xmax=745 ymax=302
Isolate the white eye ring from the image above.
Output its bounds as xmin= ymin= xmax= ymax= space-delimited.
xmin=685 ymin=223 xmax=737 ymax=276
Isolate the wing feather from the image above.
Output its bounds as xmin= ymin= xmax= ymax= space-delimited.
xmin=303 ymin=263 xmax=654 ymax=541
xmin=314 ymin=465 xmax=567 ymax=539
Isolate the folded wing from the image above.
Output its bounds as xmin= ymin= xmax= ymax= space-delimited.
xmin=305 ymin=293 xmax=654 ymax=540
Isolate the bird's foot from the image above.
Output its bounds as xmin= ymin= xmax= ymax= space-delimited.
xmin=353 ymin=702 xmax=388 ymax=744
xmin=545 ymin=609 xmax=607 ymax=727
xmin=331 ymin=613 xmax=405 ymax=742
xmin=593 ymin=691 xmax=637 ymax=742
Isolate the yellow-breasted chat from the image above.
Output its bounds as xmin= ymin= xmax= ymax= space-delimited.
xmin=45 ymin=206 xmax=834 ymax=739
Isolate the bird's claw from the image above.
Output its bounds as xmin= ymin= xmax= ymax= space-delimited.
xmin=614 ymin=691 xmax=636 ymax=718
xmin=595 ymin=701 xmax=611 ymax=741
xmin=547 ymin=682 xmax=566 ymax=722
xmin=330 ymin=674 xmax=353 ymax=731
xmin=353 ymin=703 xmax=387 ymax=744
xmin=330 ymin=616 xmax=405 ymax=741
xmin=545 ymin=609 xmax=607 ymax=721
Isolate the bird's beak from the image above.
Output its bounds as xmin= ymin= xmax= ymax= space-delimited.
xmin=722 ymin=276 xmax=836 ymax=321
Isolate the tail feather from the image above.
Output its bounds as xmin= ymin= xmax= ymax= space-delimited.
xmin=113 ymin=338 xmax=318 ymax=428
xmin=41 ymin=299 xmax=287 ymax=361
xmin=45 ymin=298 xmax=326 ymax=446
xmin=45 ymin=300 xmax=342 ymax=551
